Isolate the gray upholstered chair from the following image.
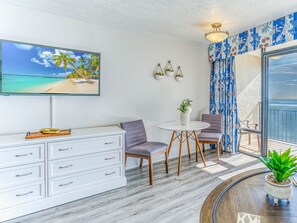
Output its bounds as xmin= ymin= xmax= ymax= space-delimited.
xmin=197 ymin=114 xmax=223 ymax=163
xmin=120 ymin=120 xmax=168 ymax=185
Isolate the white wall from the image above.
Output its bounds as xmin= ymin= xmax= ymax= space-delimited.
xmin=236 ymin=52 xmax=261 ymax=143
xmin=0 ymin=3 xmax=210 ymax=169
xmin=236 ymin=52 xmax=261 ymax=125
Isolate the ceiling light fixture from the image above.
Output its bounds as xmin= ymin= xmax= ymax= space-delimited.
xmin=205 ymin=23 xmax=229 ymax=43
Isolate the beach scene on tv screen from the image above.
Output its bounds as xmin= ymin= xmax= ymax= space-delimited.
xmin=1 ymin=41 xmax=100 ymax=94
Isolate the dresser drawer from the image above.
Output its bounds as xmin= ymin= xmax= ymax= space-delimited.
xmin=0 ymin=144 xmax=44 ymax=168
xmin=49 ymin=150 xmax=122 ymax=178
xmin=0 ymin=163 xmax=44 ymax=189
xmin=0 ymin=182 xmax=45 ymax=209
xmin=49 ymin=165 xmax=122 ymax=196
xmin=48 ymin=136 xmax=122 ymax=160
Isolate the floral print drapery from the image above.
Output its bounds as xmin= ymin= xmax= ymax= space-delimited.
xmin=209 ymin=12 xmax=297 ymax=62
xmin=208 ymin=12 xmax=297 ymax=153
xmin=210 ymin=57 xmax=238 ymax=153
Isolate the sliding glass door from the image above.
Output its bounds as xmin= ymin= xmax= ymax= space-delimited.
xmin=262 ymin=46 xmax=297 ymax=157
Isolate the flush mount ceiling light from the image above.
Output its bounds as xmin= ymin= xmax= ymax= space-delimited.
xmin=205 ymin=23 xmax=229 ymax=43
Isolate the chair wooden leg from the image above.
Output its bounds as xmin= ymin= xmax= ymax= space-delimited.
xmin=193 ymin=131 xmax=206 ymax=167
xmin=195 ymin=142 xmax=199 ymax=162
xmin=165 ymin=150 xmax=168 ymax=174
xmin=165 ymin=131 xmax=175 ymax=164
xmin=149 ymin=157 xmax=153 ymax=185
xmin=186 ymin=131 xmax=191 ymax=159
xmin=125 ymin=153 xmax=128 ymax=168
xmin=202 ymin=143 xmax=205 ymax=153
xmin=220 ymin=139 xmax=223 ymax=153
xmin=167 ymin=131 xmax=176 ymax=156
xmin=178 ymin=131 xmax=183 ymax=176
xmin=140 ymin=158 xmax=143 ymax=168
xmin=216 ymin=142 xmax=220 ymax=164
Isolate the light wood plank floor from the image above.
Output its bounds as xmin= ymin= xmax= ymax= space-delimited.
xmin=6 ymin=151 xmax=262 ymax=223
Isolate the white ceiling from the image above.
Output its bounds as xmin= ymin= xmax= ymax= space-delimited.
xmin=4 ymin=0 xmax=297 ymax=44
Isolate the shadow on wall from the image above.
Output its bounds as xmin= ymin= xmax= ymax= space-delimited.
xmin=236 ymin=51 xmax=261 ymax=129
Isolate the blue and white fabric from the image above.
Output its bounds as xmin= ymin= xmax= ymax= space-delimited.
xmin=210 ymin=57 xmax=238 ymax=153
xmin=209 ymin=12 xmax=297 ymax=62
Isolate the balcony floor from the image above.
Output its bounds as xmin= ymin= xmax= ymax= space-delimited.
xmin=239 ymin=136 xmax=297 ymax=155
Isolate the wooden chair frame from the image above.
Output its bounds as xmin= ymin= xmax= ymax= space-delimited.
xmin=125 ymin=149 xmax=168 ymax=185
xmin=201 ymin=138 xmax=223 ymax=163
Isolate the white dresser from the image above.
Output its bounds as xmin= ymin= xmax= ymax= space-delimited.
xmin=0 ymin=126 xmax=126 ymax=222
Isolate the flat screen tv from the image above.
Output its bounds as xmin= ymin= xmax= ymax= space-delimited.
xmin=0 ymin=40 xmax=100 ymax=96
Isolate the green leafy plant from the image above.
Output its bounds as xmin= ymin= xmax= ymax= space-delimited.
xmin=155 ymin=72 xmax=164 ymax=76
xmin=165 ymin=68 xmax=174 ymax=72
xmin=177 ymin=99 xmax=192 ymax=113
xmin=259 ymin=148 xmax=297 ymax=183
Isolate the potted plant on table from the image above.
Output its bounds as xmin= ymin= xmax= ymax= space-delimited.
xmin=177 ymin=99 xmax=192 ymax=125
xmin=259 ymin=148 xmax=297 ymax=204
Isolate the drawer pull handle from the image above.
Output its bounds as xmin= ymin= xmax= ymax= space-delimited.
xmin=59 ymin=165 xmax=73 ymax=169
xmin=16 ymin=172 xmax=33 ymax=177
xmin=105 ymin=142 xmax=113 ymax=145
xmin=105 ymin=171 xmax=116 ymax=176
xmin=58 ymin=147 xmax=72 ymax=151
xmin=105 ymin=157 xmax=116 ymax=160
xmin=16 ymin=191 xmax=33 ymax=197
xmin=59 ymin=181 xmax=73 ymax=187
xmin=15 ymin=153 xmax=33 ymax=157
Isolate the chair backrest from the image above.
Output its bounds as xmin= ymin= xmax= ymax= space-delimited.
xmin=201 ymin=114 xmax=223 ymax=134
xmin=120 ymin=120 xmax=148 ymax=150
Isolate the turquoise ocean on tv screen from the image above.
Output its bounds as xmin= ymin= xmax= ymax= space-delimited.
xmin=2 ymin=74 xmax=65 ymax=93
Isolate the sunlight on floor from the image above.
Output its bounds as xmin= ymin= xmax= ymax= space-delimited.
xmin=220 ymin=153 xmax=257 ymax=166
xmin=196 ymin=161 xmax=228 ymax=174
xmin=218 ymin=163 xmax=264 ymax=181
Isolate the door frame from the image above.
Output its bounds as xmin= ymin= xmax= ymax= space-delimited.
xmin=261 ymin=45 xmax=297 ymax=157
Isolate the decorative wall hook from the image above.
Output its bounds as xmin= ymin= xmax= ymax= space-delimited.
xmin=154 ymin=63 xmax=165 ymax=80
xmin=175 ymin=66 xmax=184 ymax=82
xmin=164 ymin=60 xmax=174 ymax=77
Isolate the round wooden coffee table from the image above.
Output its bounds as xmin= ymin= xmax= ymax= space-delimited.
xmin=200 ymin=168 xmax=297 ymax=223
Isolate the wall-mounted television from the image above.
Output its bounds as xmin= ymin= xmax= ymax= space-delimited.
xmin=0 ymin=40 xmax=100 ymax=96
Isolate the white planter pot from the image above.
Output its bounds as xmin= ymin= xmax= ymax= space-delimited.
xmin=264 ymin=173 xmax=293 ymax=204
xmin=165 ymin=70 xmax=174 ymax=77
xmin=180 ymin=113 xmax=190 ymax=125
xmin=175 ymin=76 xmax=183 ymax=82
xmin=154 ymin=74 xmax=165 ymax=80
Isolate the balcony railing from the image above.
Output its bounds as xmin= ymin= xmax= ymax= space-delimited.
xmin=268 ymin=106 xmax=297 ymax=144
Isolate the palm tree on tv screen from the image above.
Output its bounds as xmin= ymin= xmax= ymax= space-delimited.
xmin=88 ymin=54 xmax=100 ymax=73
xmin=52 ymin=52 xmax=86 ymax=79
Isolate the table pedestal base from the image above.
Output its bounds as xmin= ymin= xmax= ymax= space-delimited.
xmin=167 ymin=130 xmax=206 ymax=176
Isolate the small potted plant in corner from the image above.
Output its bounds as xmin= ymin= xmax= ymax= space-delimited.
xmin=259 ymin=148 xmax=297 ymax=204
xmin=177 ymin=99 xmax=192 ymax=125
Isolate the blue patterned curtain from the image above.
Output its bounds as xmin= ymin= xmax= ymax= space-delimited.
xmin=210 ymin=57 xmax=238 ymax=153
xmin=209 ymin=12 xmax=297 ymax=62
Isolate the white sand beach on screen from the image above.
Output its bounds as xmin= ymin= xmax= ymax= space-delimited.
xmin=25 ymin=79 xmax=99 ymax=94
xmin=44 ymin=79 xmax=99 ymax=94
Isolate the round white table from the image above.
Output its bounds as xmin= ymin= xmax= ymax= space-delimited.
xmin=158 ymin=121 xmax=210 ymax=175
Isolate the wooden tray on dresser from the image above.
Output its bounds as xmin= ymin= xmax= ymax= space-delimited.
xmin=25 ymin=129 xmax=71 ymax=139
